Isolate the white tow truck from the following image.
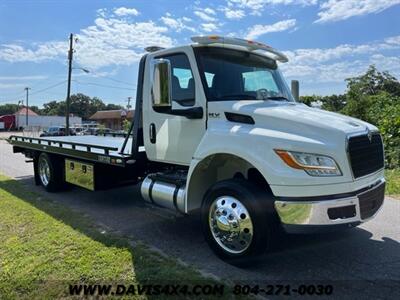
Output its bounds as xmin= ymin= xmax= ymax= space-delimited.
xmin=8 ymin=36 xmax=385 ymax=263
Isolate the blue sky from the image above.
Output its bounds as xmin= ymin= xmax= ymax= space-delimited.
xmin=0 ymin=0 xmax=399 ymax=108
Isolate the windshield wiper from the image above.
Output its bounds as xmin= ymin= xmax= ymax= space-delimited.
xmin=214 ymin=94 xmax=257 ymax=100
xmin=265 ymin=96 xmax=290 ymax=101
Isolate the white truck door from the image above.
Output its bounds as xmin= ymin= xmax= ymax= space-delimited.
xmin=143 ymin=48 xmax=206 ymax=165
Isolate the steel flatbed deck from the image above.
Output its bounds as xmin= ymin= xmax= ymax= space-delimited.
xmin=9 ymin=135 xmax=145 ymax=167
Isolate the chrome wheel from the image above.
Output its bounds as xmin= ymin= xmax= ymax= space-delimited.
xmin=209 ymin=196 xmax=254 ymax=254
xmin=39 ymin=157 xmax=50 ymax=187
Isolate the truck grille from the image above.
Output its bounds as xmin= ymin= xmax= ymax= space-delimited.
xmin=358 ymin=182 xmax=385 ymax=219
xmin=348 ymin=133 xmax=384 ymax=178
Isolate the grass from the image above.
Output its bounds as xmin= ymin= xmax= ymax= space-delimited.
xmin=0 ymin=174 xmax=225 ymax=299
xmin=386 ymin=169 xmax=400 ymax=199
xmin=274 ymin=203 xmax=311 ymax=225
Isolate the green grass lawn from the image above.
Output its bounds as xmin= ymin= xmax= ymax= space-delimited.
xmin=386 ymin=169 xmax=400 ymax=199
xmin=0 ymin=174 xmax=223 ymax=299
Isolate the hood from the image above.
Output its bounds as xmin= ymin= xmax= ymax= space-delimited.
xmin=212 ymin=100 xmax=376 ymax=141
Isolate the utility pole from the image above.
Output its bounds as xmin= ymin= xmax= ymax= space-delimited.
xmin=127 ymin=97 xmax=132 ymax=109
xmin=24 ymin=87 xmax=30 ymax=127
xmin=66 ymin=33 xmax=74 ymax=135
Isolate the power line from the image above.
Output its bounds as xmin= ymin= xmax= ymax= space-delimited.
xmin=77 ymin=67 xmax=136 ymax=87
xmin=0 ymin=80 xmax=67 ymax=104
xmin=0 ymin=91 xmax=25 ymax=102
xmin=97 ymin=75 xmax=135 ymax=87
xmin=30 ymin=80 xmax=67 ymax=96
xmin=72 ymin=80 xmax=136 ymax=91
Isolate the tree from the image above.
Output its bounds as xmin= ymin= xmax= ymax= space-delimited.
xmin=299 ymin=95 xmax=318 ymax=106
xmin=39 ymin=94 xmax=121 ymax=120
xmin=105 ymin=104 xmax=123 ymax=110
xmin=122 ymin=119 xmax=131 ymax=132
xmin=346 ymin=65 xmax=400 ymax=97
xmin=366 ymin=92 xmax=400 ymax=168
xmin=30 ymin=106 xmax=41 ymax=114
xmin=342 ymin=65 xmax=400 ymax=121
xmin=0 ymin=104 xmax=19 ymax=115
xmin=69 ymin=93 xmax=106 ymax=120
xmin=41 ymin=101 xmax=62 ymax=116
xmin=320 ymin=94 xmax=346 ymax=112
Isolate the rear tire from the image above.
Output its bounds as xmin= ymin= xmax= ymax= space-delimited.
xmin=36 ymin=153 xmax=64 ymax=192
xmin=201 ymin=178 xmax=278 ymax=266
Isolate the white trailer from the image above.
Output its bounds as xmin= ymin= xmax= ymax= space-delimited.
xmin=16 ymin=115 xmax=82 ymax=129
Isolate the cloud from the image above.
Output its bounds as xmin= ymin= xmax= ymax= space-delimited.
xmin=203 ymin=8 xmax=216 ymax=15
xmin=283 ymin=38 xmax=398 ymax=65
xmin=280 ymin=35 xmax=400 ymax=86
xmin=113 ymin=7 xmax=139 ymax=17
xmin=245 ymin=19 xmax=296 ymax=39
xmin=75 ymin=18 xmax=174 ymax=68
xmin=224 ymin=8 xmax=246 ymax=19
xmin=194 ymin=8 xmax=217 ymax=22
xmin=385 ymin=35 xmax=400 ymax=45
xmin=315 ymin=0 xmax=400 ymax=23
xmin=160 ymin=13 xmax=195 ymax=32
xmin=201 ymin=23 xmax=219 ymax=32
xmin=0 ymin=83 xmax=26 ymax=89
xmin=226 ymin=0 xmax=317 ymax=15
xmin=0 ymin=16 xmax=174 ymax=69
xmin=0 ymin=42 xmax=66 ymax=63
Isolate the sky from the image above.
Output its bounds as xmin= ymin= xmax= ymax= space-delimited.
xmin=0 ymin=0 xmax=399 ymax=108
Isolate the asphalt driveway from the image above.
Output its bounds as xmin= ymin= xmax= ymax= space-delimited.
xmin=0 ymin=138 xmax=399 ymax=299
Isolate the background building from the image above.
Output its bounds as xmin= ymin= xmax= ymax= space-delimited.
xmin=89 ymin=109 xmax=134 ymax=130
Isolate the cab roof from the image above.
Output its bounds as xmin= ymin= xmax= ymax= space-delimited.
xmin=145 ymin=35 xmax=288 ymax=63
xmin=191 ymin=36 xmax=288 ymax=63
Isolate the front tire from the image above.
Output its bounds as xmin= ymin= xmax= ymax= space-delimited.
xmin=201 ymin=179 xmax=277 ymax=265
xmin=37 ymin=153 xmax=64 ymax=192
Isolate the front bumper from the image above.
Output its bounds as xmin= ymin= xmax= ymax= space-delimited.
xmin=274 ymin=179 xmax=385 ymax=233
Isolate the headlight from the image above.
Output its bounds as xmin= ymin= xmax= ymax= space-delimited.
xmin=275 ymin=150 xmax=342 ymax=176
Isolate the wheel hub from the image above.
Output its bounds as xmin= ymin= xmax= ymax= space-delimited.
xmin=39 ymin=158 xmax=50 ymax=186
xmin=209 ymin=196 xmax=253 ymax=254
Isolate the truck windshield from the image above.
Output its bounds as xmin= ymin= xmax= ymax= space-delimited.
xmin=194 ymin=47 xmax=294 ymax=102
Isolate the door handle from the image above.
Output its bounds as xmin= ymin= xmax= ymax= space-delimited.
xmin=149 ymin=123 xmax=156 ymax=144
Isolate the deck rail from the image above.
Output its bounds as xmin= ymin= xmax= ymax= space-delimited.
xmin=8 ymin=135 xmax=119 ymax=155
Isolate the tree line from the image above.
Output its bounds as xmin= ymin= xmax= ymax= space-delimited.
xmin=300 ymin=65 xmax=400 ymax=169
xmin=0 ymin=93 xmax=123 ymax=120
xmin=1 ymin=66 xmax=398 ymax=168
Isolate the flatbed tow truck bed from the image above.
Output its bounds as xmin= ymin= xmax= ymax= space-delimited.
xmin=8 ymin=135 xmax=145 ymax=167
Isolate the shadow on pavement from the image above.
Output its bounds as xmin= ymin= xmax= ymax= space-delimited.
xmin=2 ymin=176 xmax=400 ymax=299
xmin=0 ymin=177 xmax=222 ymax=300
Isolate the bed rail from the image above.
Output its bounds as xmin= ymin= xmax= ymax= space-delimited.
xmin=8 ymin=135 xmax=119 ymax=155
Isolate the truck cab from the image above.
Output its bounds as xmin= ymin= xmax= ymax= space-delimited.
xmin=9 ymin=36 xmax=385 ymax=264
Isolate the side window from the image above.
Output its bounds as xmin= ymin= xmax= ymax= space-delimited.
xmin=160 ymin=54 xmax=195 ymax=107
xmin=204 ymin=72 xmax=215 ymax=88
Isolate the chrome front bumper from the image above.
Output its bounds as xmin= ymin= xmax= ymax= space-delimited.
xmin=274 ymin=179 xmax=385 ymax=233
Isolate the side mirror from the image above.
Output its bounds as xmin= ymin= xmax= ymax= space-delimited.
xmin=152 ymin=59 xmax=172 ymax=112
xmin=291 ymin=80 xmax=299 ymax=101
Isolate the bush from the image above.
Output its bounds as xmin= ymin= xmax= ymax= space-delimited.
xmin=334 ymin=66 xmax=400 ymax=169
xmin=367 ymin=93 xmax=400 ymax=168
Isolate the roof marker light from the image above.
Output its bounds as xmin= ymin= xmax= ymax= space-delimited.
xmin=191 ymin=35 xmax=288 ymax=63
